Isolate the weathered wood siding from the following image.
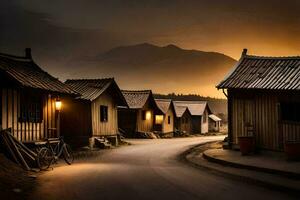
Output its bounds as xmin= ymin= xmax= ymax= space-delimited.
xmin=191 ymin=117 xmax=201 ymax=133
xmin=177 ymin=112 xmax=192 ymax=133
xmin=229 ymin=89 xmax=300 ymax=151
xmin=118 ymin=109 xmax=137 ymax=134
xmin=201 ymin=109 xmax=209 ymax=134
xmin=91 ymin=91 xmax=118 ymax=136
xmin=136 ymin=100 xmax=154 ymax=132
xmin=162 ymin=108 xmax=174 ymax=133
xmin=1 ymin=88 xmax=57 ymax=142
xmin=60 ymin=97 xmax=92 ymax=146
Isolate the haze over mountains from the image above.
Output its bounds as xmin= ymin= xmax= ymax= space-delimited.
xmin=85 ymin=43 xmax=236 ymax=98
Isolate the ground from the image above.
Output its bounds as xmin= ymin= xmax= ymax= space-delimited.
xmin=30 ymin=136 xmax=296 ymax=200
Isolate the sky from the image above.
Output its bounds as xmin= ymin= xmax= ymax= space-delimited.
xmin=1 ymin=0 xmax=300 ymax=98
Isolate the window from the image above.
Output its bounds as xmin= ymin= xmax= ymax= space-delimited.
xmin=168 ymin=116 xmax=171 ymax=124
xmin=100 ymin=105 xmax=108 ymax=122
xmin=155 ymin=115 xmax=163 ymax=124
xmin=142 ymin=110 xmax=146 ymax=120
xmin=19 ymin=92 xmax=43 ymax=123
xmin=142 ymin=110 xmax=151 ymax=120
xmin=281 ymin=102 xmax=300 ymax=122
xmin=186 ymin=117 xmax=189 ymax=123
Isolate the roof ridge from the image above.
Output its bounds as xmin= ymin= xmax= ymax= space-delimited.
xmin=244 ymin=54 xmax=300 ymax=60
xmin=0 ymin=52 xmax=32 ymax=61
xmin=66 ymin=78 xmax=114 ymax=82
xmin=173 ymin=100 xmax=207 ymax=103
xmin=121 ymin=89 xmax=152 ymax=93
xmin=155 ymin=98 xmax=172 ymax=101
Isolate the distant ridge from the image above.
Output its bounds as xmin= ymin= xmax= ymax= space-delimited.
xmin=87 ymin=43 xmax=237 ymax=99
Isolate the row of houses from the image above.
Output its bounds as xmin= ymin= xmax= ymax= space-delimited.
xmin=0 ymin=49 xmax=221 ymax=148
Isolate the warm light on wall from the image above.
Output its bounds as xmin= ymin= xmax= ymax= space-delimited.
xmin=146 ymin=111 xmax=151 ymax=120
xmin=55 ymin=99 xmax=62 ymax=111
xmin=155 ymin=115 xmax=164 ymax=124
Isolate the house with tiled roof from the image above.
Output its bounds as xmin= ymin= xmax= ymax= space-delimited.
xmin=173 ymin=105 xmax=193 ymax=134
xmin=0 ymin=48 xmax=77 ymax=142
xmin=173 ymin=101 xmax=212 ymax=134
xmin=217 ymin=49 xmax=300 ymax=151
xmin=154 ymin=99 xmax=175 ymax=136
xmin=118 ymin=90 xmax=162 ymax=137
xmin=64 ymin=78 xmax=127 ymax=146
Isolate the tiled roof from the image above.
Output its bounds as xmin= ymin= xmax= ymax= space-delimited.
xmin=173 ymin=105 xmax=189 ymax=118
xmin=122 ymin=90 xmax=152 ymax=109
xmin=173 ymin=101 xmax=210 ymax=116
xmin=209 ymin=114 xmax=222 ymax=121
xmin=217 ymin=50 xmax=300 ymax=90
xmin=65 ymin=78 xmax=119 ymax=101
xmin=0 ymin=51 xmax=77 ymax=95
xmin=155 ymin=99 xmax=172 ymax=114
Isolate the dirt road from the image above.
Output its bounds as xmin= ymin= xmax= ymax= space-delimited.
xmin=33 ymin=136 xmax=297 ymax=200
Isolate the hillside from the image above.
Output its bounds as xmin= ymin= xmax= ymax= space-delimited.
xmin=89 ymin=43 xmax=237 ymax=98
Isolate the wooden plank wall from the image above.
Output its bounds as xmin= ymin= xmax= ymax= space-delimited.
xmin=136 ymin=100 xmax=154 ymax=132
xmin=91 ymin=91 xmax=118 ymax=136
xmin=162 ymin=108 xmax=174 ymax=133
xmin=178 ymin=112 xmax=192 ymax=133
xmin=1 ymin=88 xmax=57 ymax=142
xmin=60 ymin=96 xmax=92 ymax=146
xmin=201 ymin=109 xmax=209 ymax=134
xmin=118 ymin=109 xmax=137 ymax=133
xmin=230 ymin=90 xmax=300 ymax=151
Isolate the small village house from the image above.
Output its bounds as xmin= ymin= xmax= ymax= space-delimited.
xmin=154 ymin=99 xmax=175 ymax=137
xmin=173 ymin=105 xmax=193 ymax=134
xmin=217 ymin=49 xmax=300 ymax=151
xmin=63 ymin=79 xmax=127 ymax=147
xmin=0 ymin=48 xmax=77 ymax=142
xmin=208 ymin=114 xmax=222 ymax=132
xmin=173 ymin=101 xmax=212 ymax=134
xmin=118 ymin=90 xmax=162 ymax=137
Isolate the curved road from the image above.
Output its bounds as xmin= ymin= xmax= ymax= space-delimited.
xmin=33 ymin=136 xmax=296 ymax=200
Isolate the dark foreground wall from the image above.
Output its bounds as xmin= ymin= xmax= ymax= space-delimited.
xmin=228 ymin=89 xmax=300 ymax=151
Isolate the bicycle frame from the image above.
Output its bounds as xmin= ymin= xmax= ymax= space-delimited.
xmin=47 ymin=137 xmax=67 ymax=161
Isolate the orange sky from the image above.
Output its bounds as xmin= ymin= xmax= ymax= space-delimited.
xmin=2 ymin=0 xmax=300 ymax=99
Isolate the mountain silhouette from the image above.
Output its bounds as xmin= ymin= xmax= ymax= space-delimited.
xmin=84 ymin=43 xmax=237 ymax=102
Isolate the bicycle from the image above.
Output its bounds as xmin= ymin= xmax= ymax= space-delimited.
xmin=36 ymin=136 xmax=74 ymax=170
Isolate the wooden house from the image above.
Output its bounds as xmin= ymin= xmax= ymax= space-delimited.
xmin=0 ymin=48 xmax=77 ymax=142
xmin=63 ymin=78 xmax=127 ymax=146
xmin=154 ymin=99 xmax=175 ymax=136
xmin=118 ymin=90 xmax=162 ymax=137
xmin=173 ymin=105 xmax=193 ymax=134
xmin=217 ymin=49 xmax=300 ymax=151
xmin=208 ymin=114 xmax=222 ymax=132
xmin=173 ymin=101 xmax=212 ymax=134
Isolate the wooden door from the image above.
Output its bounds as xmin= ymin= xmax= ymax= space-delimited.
xmin=243 ymin=100 xmax=255 ymax=136
xmin=232 ymin=98 xmax=255 ymax=143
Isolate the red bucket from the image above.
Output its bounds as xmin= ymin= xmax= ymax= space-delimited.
xmin=238 ymin=136 xmax=254 ymax=155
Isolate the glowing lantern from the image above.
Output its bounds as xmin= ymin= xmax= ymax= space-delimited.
xmin=146 ymin=111 xmax=151 ymax=120
xmin=155 ymin=115 xmax=164 ymax=124
xmin=55 ymin=98 xmax=62 ymax=111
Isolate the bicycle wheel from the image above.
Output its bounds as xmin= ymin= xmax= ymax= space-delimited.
xmin=37 ymin=147 xmax=53 ymax=170
xmin=63 ymin=144 xmax=74 ymax=165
